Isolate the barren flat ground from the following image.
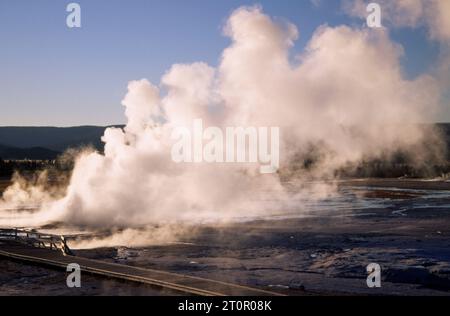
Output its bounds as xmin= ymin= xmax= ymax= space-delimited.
xmin=1 ymin=178 xmax=450 ymax=295
xmin=0 ymin=257 xmax=182 ymax=296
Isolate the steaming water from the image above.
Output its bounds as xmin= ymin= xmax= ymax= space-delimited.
xmin=231 ymin=187 xmax=450 ymax=222
xmin=2 ymin=185 xmax=449 ymax=229
xmin=1 ymin=5 xmax=449 ymax=243
xmin=1 ymin=5 xmax=449 ymax=247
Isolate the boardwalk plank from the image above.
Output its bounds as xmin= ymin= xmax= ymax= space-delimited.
xmin=0 ymin=241 xmax=282 ymax=296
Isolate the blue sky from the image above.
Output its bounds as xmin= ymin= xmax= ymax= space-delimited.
xmin=0 ymin=0 xmax=444 ymax=126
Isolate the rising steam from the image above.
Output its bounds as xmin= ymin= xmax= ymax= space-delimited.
xmin=0 ymin=6 xmax=446 ymax=245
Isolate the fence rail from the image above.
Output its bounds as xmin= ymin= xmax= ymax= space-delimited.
xmin=0 ymin=228 xmax=73 ymax=255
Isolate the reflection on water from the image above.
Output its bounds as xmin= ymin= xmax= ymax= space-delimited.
xmin=229 ymin=185 xmax=450 ymax=223
xmin=1 ymin=184 xmax=450 ymax=230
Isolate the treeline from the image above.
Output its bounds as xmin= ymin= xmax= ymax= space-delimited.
xmin=280 ymin=142 xmax=450 ymax=180
xmin=0 ymin=159 xmax=51 ymax=178
xmin=2 ymin=150 xmax=450 ymax=181
xmin=0 ymin=158 xmax=73 ymax=178
xmin=336 ymin=159 xmax=450 ymax=178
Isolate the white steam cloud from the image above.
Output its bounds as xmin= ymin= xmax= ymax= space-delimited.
xmin=343 ymin=0 xmax=450 ymax=120
xmin=0 ymin=6 xmax=444 ymax=245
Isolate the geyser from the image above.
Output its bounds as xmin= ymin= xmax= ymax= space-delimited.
xmin=0 ymin=6 xmax=444 ymax=244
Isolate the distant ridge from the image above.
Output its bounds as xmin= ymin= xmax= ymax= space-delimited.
xmin=0 ymin=144 xmax=60 ymax=160
xmin=0 ymin=124 xmax=448 ymax=161
xmin=0 ymin=125 xmax=123 ymax=160
xmin=0 ymin=125 xmax=123 ymax=150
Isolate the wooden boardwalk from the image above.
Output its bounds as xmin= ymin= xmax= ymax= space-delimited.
xmin=0 ymin=241 xmax=282 ymax=296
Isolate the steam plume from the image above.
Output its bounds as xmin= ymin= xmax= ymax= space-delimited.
xmin=0 ymin=6 xmax=444 ymax=246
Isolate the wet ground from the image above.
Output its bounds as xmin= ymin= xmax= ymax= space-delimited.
xmin=1 ymin=178 xmax=450 ymax=295
xmin=72 ymin=179 xmax=450 ymax=296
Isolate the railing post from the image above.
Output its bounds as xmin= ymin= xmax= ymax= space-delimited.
xmin=60 ymin=236 xmax=73 ymax=256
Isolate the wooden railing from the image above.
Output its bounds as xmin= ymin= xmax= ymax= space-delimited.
xmin=0 ymin=228 xmax=73 ymax=256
